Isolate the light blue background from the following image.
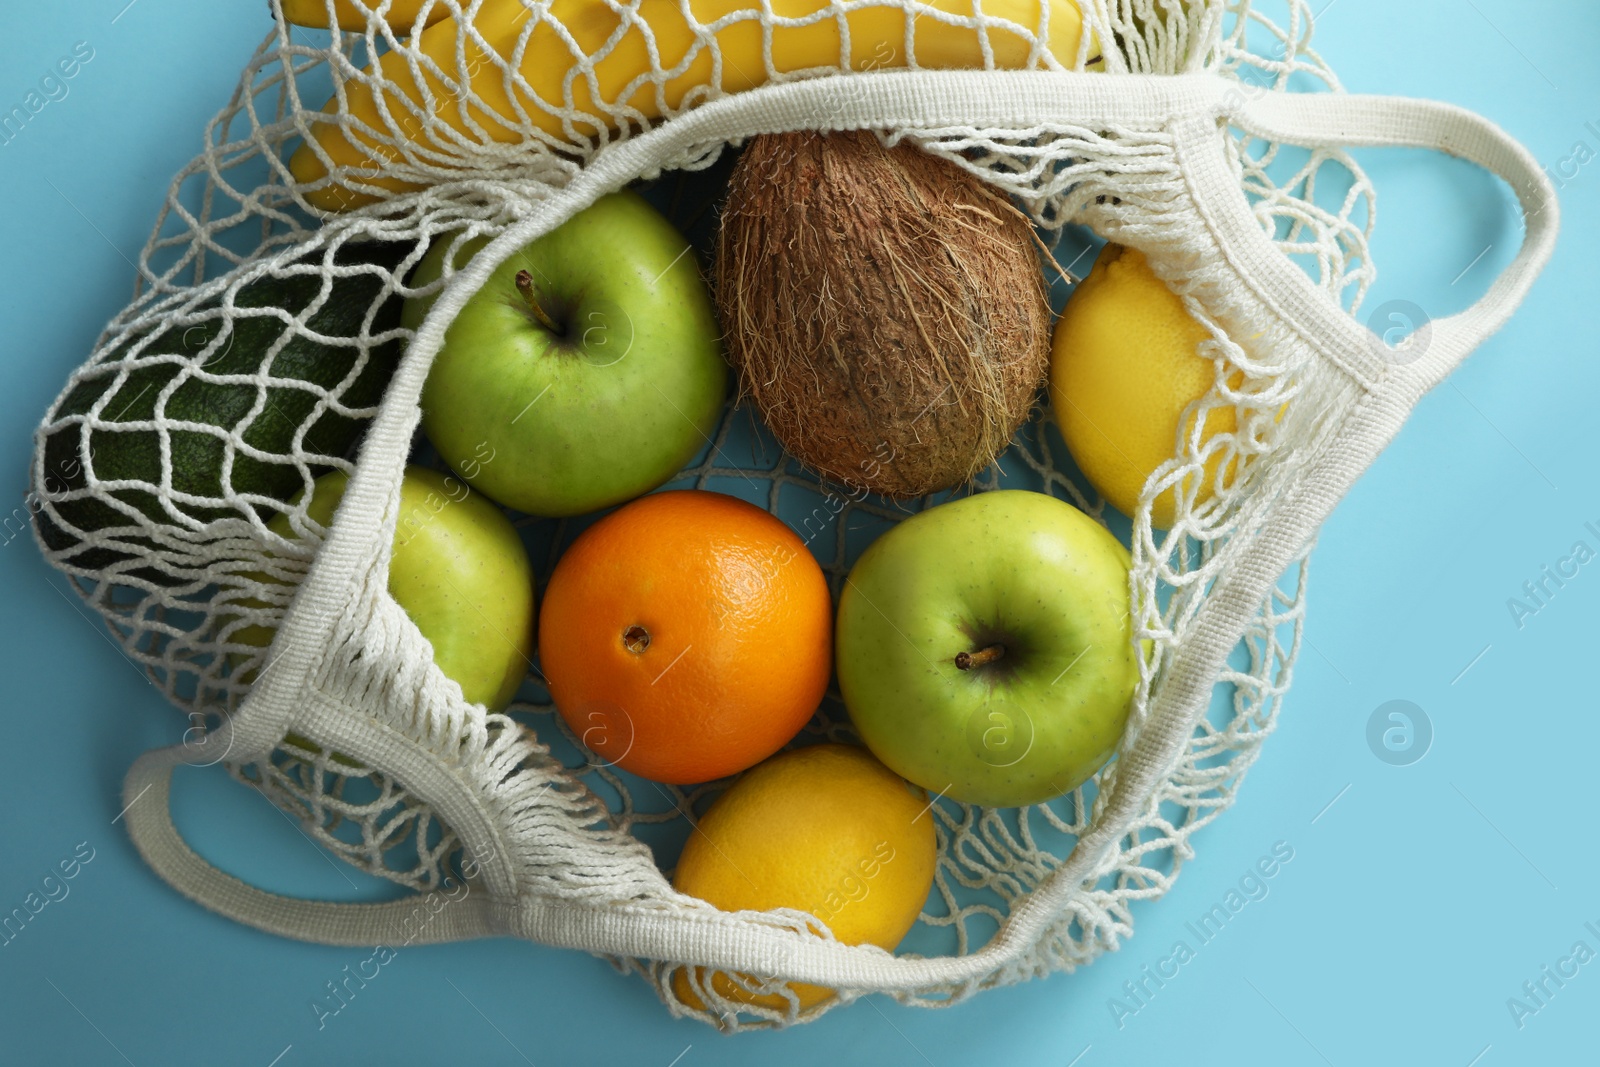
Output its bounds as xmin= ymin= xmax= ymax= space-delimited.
xmin=1 ymin=1 xmax=1594 ymax=1064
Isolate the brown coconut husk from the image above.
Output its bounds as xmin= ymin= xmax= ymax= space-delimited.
xmin=715 ymin=129 xmax=1052 ymax=499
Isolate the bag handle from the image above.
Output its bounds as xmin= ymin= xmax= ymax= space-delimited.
xmin=122 ymin=742 xmax=513 ymax=947
xmin=1226 ymin=90 xmax=1560 ymax=388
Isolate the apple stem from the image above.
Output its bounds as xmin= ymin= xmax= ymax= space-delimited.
xmin=956 ymin=644 xmax=1005 ymax=670
xmin=515 ymin=270 xmax=563 ymax=335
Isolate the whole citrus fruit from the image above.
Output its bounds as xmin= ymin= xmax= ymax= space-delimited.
xmin=1049 ymin=244 xmax=1235 ymax=528
xmin=671 ymin=744 xmax=937 ymax=1011
xmin=538 ymin=490 xmax=832 ymax=784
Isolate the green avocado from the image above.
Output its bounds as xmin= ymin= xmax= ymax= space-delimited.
xmin=35 ymin=241 xmax=409 ymax=575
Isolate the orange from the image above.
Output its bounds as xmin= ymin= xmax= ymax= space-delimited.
xmin=671 ymin=744 xmax=936 ymax=1011
xmin=538 ymin=489 xmax=832 ymax=784
xmin=1049 ymin=244 xmax=1237 ymax=529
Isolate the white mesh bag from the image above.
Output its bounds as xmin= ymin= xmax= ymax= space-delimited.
xmin=33 ymin=0 xmax=1556 ymax=1029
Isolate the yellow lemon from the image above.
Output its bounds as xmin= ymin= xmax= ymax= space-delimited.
xmin=671 ymin=744 xmax=937 ymax=1012
xmin=1049 ymin=244 xmax=1235 ymax=529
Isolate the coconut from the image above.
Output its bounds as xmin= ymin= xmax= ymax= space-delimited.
xmin=715 ymin=129 xmax=1052 ymax=499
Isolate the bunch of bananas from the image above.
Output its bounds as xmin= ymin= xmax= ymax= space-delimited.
xmin=280 ymin=0 xmax=1088 ymax=210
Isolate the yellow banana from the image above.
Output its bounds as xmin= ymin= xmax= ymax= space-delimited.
xmin=288 ymin=0 xmax=1086 ymax=211
xmin=278 ymin=0 xmax=449 ymax=32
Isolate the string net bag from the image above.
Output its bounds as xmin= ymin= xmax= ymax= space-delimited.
xmin=31 ymin=0 xmax=1556 ymax=1031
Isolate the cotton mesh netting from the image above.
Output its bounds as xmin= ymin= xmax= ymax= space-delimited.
xmin=32 ymin=0 xmax=1377 ymax=1028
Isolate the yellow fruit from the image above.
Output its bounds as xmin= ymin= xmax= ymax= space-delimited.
xmin=277 ymin=0 xmax=448 ymax=31
xmin=289 ymin=0 xmax=1087 ymax=211
xmin=671 ymin=744 xmax=936 ymax=1011
xmin=1048 ymin=244 xmax=1233 ymax=529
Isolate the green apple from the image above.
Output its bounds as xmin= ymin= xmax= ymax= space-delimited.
xmin=836 ymin=490 xmax=1138 ymax=808
xmin=404 ymin=191 xmax=727 ymax=516
xmin=244 ymin=466 xmax=534 ymax=712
